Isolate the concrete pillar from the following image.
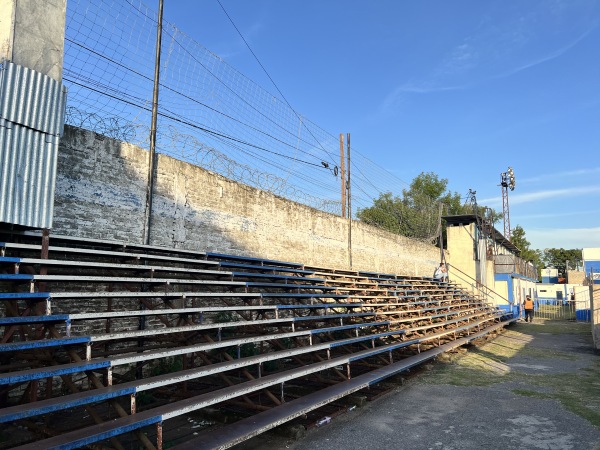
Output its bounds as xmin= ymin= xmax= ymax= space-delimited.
xmin=0 ymin=0 xmax=66 ymax=81
xmin=592 ymin=284 xmax=600 ymax=351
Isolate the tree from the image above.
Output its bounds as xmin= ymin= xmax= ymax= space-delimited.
xmin=542 ymin=248 xmax=582 ymax=276
xmin=355 ymin=192 xmax=405 ymax=235
xmin=357 ymin=171 xmax=489 ymax=241
xmin=509 ymin=225 xmax=543 ymax=272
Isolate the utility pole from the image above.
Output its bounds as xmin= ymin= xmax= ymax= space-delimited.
xmin=347 ymin=133 xmax=352 ymax=269
xmin=143 ymin=0 xmax=164 ymax=245
xmin=340 ymin=134 xmax=346 ymax=218
xmin=139 ymin=0 xmax=163 ymax=380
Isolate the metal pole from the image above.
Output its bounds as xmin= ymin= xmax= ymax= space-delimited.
xmin=340 ymin=134 xmax=346 ymax=218
xmin=501 ymin=173 xmax=511 ymax=239
xmin=438 ymin=203 xmax=445 ymax=263
xmin=138 ymin=0 xmax=163 ymax=381
xmin=143 ymin=0 xmax=164 ymax=245
xmin=347 ymin=133 xmax=352 ymax=269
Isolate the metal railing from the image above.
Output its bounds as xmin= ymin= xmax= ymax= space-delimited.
xmin=494 ymin=254 xmax=538 ymax=281
xmin=448 ymin=263 xmax=512 ymax=310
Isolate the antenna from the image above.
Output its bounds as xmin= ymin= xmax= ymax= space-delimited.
xmin=500 ymin=166 xmax=515 ymax=238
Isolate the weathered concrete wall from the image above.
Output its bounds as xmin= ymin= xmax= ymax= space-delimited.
xmin=0 ymin=0 xmax=66 ymax=81
xmin=54 ymin=126 xmax=149 ymax=242
xmin=568 ymin=270 xmax=586 ymax=285
xmin=53 ymin=126 xmax=439 ymax=276
xmin=446 ymin=223 xmax=476 ymax=283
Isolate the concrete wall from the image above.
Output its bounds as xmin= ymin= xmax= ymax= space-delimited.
xmin=536 ymin=283 xmax=567 ymax=301
xmin=583 ymin=248 xmax=600 ymax=284
xmin=445 ymin=221 xmax=539 ymax=310
xmin=592 ymin=284 xmax=600 ymax=351
xmin=446 ymin=223 xmax=476 ymax=282
xmin=53 ymin=126 xmax=149 ymax=242
xmin=0 ymin=0 xmax=66 ymax=81
xmin=567 ymin=270 xmax=585 ymax=285
xmin=53 ymin=126 xmax=439 ymax=276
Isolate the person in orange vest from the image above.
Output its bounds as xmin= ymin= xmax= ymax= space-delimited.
xmin=523 ymin=295 xmax=535 ymax=323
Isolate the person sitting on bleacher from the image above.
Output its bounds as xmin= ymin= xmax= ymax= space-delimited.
xmin=433 ymin=262 xmax=448 ymax=282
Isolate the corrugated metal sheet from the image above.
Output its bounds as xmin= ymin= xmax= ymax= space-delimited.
xmin=0 ymin=62 xmax=67 ymax=135
xmin=0 ymin=62 xmax=67 ymax=229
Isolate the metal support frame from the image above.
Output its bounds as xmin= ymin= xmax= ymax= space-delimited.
xmin=499 ymin=167 xmax=515 ymax=239
xmin=0 ymin=228 xmax=514 ymax=450
xmin=501 ymin=182 xmax=511 ymax=239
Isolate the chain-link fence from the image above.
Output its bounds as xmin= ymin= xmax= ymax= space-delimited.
xmin=64 ymin=0 xmax=445 ymax=241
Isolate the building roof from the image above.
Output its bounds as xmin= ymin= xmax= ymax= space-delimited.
xmin=442 ymin=214 xmax=521 ymax=255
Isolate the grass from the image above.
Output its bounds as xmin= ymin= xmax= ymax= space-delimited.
xmin=417 ymin=323 xmax=600 ymax=428
xmin=524 ymin=320 xmax=592 ymax=335
xmin=512 ymin=373 xmax=600 ymax=429
xmin=519 ymin=366 xmax=600 ymax=428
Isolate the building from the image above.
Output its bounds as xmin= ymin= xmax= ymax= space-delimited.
xmin=443 ymin=214 xmax=538 ymax=318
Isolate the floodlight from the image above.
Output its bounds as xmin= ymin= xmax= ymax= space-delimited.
xmin=500 ymin=166 xmax=516 ymax=238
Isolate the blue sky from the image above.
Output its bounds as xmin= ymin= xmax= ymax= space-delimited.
xmin=145 ymin=0 xmax=600 ymax=250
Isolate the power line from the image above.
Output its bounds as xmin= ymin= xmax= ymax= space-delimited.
xmin=64 ymin=76 xmax=328 ymax=169
xmin=215 ymin=0 xmax=338 ymax=168
xmin=65 ymin=37 xmax=333 ymax=166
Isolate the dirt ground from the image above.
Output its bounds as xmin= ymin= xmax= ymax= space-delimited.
xmin=235 ymin=320 xmax=600 ymax=450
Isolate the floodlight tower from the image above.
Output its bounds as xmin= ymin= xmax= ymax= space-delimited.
xmin=500 ymin=167 xmax=516 ymax=239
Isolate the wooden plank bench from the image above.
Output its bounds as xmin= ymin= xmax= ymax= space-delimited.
xmin=0 ymin=342 xmax=333 ymax=423
xmin=0 ymin=292 xmax=50 ymax=301
xmin=0 ymin=230 xmax=210 ymax=260
xmin=1 ymin=313 xmax=515 ymax=427
xmin=0 ymin=274 xmax=35 ymax=282
xmin=0 ymin=306 xmax=499 ymax=386
xmin=218 ymin=261 xmax=316 ymax=275
xmin=1 ymin=256 xmax=230 ymax=278
xmin=0 ymin=242 xmax=219 ymax=268
xmin=172 ymin=328 xmax=509 ymax=450
xmin=0 ymin=313 xmax=391 ymax=384
xmin=245 ymin=282 xmax=338 ymax=292
xmin=49 ymin=291 xmax=262 ymax=300
xmin=206 ymin=252 xmax=304 ymax=269
xmin=231 ymin=271 xmax=325 ymax=283
xmin=11 ymin=330 xmax=452 ymax=450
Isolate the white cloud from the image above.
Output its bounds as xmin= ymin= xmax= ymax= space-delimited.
xmin=492 ymin=26 xmax=594 ymax=79
xmin=520 ymin=167 xmax=600 ymax=184
xmin=527 ymin=226 xmax=600 ymax=250
xmin=379 ymin=82 xmax=464 ymax=114
xmin=518 ymin=209 xmax=600 ymax=220
xmin=378 ymin=6 xmax=597 ymax=116
xmin=480 ymin=185 xmax=600 ymax=207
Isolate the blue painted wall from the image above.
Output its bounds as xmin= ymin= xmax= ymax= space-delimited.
xmin=541 ymin=275 xmax=559 ymax=284
xmin=494 ymin=273 xmax=518 ymax=318
xmin=584 ymin=260 xmax=600 ymax=284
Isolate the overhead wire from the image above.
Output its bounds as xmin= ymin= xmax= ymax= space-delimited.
xmin=65 ymin=37 xmax=333 ymax=166
xmin=160 ymin=22 xmax=337 ymax=164
xmin=123 ymin=0 xmax=339 ymax=165
xmin=63 ymin=76 xmax=328 ymax=169
xmin=65 ymin=0 xmax=456 ymax=232
xmin=215 ymin=0 xmax=338 ymax=169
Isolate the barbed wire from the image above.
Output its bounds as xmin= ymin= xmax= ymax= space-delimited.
xmin=65 ymin=106 xmax=342 ymax=214
xmin=65 ymin=107 xmax=138 ymax=142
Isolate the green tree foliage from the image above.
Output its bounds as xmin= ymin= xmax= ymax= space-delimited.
xmin=357 ymin=172 xmax=488 ymax=241
xmin=509 ymin=226 xmax=584 ymax=281
xmin=510 ymin=226 xmax=540 ymax=262
xmin=356 ymin=192 xmax=404 ymax=235
xmin=510 ymin=225 xmax=544 ymax=273
xmin=542 ymin=248 xmax=582 ymax=276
